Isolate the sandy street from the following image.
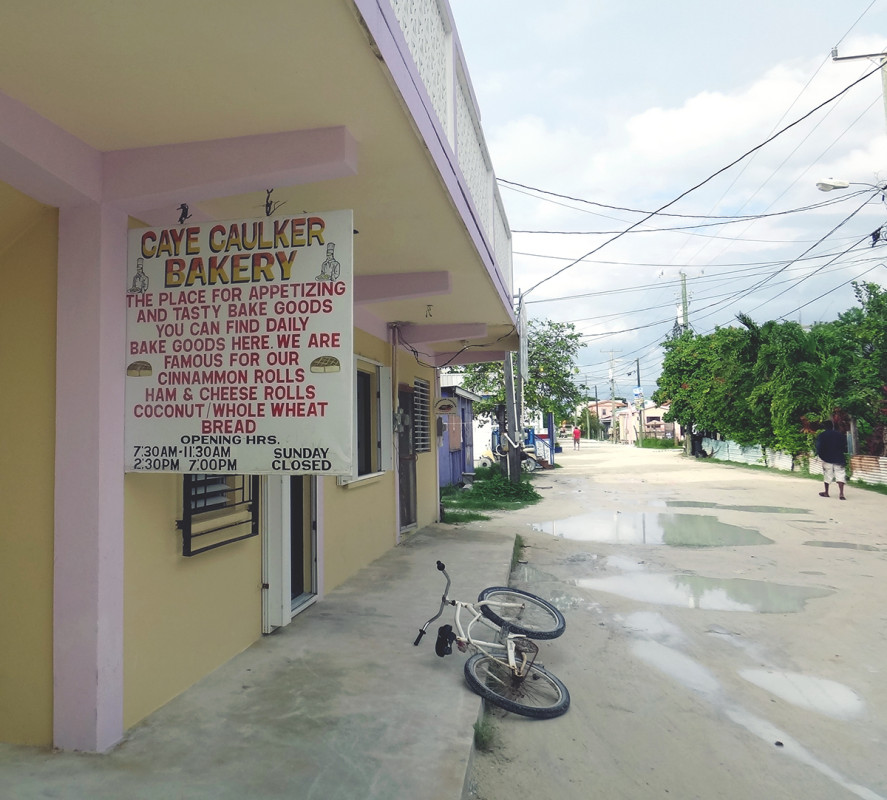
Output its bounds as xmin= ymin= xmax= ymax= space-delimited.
xmin=462 ymin=442 xmax=887 ymax=800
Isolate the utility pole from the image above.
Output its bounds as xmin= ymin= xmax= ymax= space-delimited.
xmin=503 ymin=351 xmax=521 ymax=483
xmin=680 ymin=271 xmax=690 ymax=333
xmin=594 ymin=385 xmax=600 ymax=441
xmin=636 ymin=358 xmax=645 ymax=443
xmin=831 ymin=48 xmax=887 ymax=128
xmin=602 ymin=349 xmax=621 ymax=442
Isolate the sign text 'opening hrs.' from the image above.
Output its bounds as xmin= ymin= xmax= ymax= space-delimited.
xmin=124 ymin=211 xmax=354 ymax=475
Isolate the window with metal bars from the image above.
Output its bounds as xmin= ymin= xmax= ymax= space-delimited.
xmin=413 ymin=379 xmax=431 ymax=452
xmin=177 ymin=474 xmax=259 ymax=556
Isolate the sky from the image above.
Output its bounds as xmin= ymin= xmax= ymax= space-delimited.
xmin=449 ymin=0 xmax=887 ymax=405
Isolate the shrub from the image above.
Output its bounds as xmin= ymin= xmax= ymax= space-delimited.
xmin=637 ymin=437 xmax=680 ymax=449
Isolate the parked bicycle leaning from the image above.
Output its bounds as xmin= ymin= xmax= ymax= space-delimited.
xmin=413 ymin=560 xmax=570 ymax=718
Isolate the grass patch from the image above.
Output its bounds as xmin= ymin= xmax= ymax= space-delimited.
xmin=510 ymin=534 xmax=526 ymax=571
xmin=473 ymin=712 xmax=497 ymax=752
xmin=440 ymin=508 xmax=491 ymax=523
xmin=440 ymin=465 xmax=541 ymax=523
xmin=637 ymin=437 xmax=680 ymax=449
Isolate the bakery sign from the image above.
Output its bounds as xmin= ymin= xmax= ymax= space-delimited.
xmin=124 ymin=210 xmax=354 ymax=475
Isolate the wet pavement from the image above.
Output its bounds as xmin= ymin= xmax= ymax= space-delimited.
xmin=3 ymin=442 xmax=886 ymax=800
xmin=466 ymin=442 xmax=887 ymax=800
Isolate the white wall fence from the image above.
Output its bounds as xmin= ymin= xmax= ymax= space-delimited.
xmin=702 ymin=438 xmax=887 ymax=487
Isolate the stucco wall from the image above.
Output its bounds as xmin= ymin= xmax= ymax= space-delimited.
xmin=322 ymin=330 xmax=396 ymax=590
xmin=123 ymin=473 xmax=262 ymax=728
xmin=0 ymin=196 xmax=57 ymax=745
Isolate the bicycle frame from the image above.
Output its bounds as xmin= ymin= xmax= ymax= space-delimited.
xmin=414 ymin=561 xmax=538 ymax=677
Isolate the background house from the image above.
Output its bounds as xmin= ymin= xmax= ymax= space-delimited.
xmin=616 ymin=403 xmax=681 ymax=444
xmin=437 ymin=384 xmax=482 ymax=486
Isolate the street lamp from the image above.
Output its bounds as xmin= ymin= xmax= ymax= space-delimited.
xmin=815 ymin=178 xmax=885 ymax=193
xmin=815 ymin=178 xmax=851 ymax=191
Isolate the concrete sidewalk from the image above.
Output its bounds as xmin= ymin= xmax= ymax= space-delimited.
xmin=0 ymin=524 xmax=516 ymax=800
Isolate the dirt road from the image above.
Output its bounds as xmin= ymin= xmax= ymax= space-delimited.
xmin=464 ymin=442 xmax=887 ymax=800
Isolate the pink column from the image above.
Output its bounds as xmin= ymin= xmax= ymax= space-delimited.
xmin=53 ymin=203 xmax=127 ymax=752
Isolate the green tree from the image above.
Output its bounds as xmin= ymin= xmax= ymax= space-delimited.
xmin=449 ymin=319 xmax=583 ymax=423
xmin=833 ymin=282 xmax=887 ymax=453
xmin=653 ymin=295 xmax=887 ymax=456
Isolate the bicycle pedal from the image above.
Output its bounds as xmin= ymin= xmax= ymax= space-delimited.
xmin=435 ymin=624 xmax=456 ymax=657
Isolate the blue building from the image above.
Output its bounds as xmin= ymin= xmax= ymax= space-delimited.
xmin=438 ymin=385 xmax=482 ymax=486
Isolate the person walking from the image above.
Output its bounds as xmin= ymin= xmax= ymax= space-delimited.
xmin=573 ymin=425 xmax=581 ymax=450
xmin=815 ymin=420 xmax=848 ymax=500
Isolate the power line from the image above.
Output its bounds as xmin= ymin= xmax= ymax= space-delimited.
xmin=517 ymin=60 xmax=885 ymax=301
xmin=500 ymin=179 xmax=866 ymax=223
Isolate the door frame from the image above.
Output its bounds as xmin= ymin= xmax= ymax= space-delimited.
xmin=397 ymin=384 xmax=418 ymax=532
xmin=261 ymin=475 xmax=319 ymax=633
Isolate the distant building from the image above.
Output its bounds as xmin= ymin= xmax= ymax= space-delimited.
xmin=616 ymin=403 xmax=681 ymax=444
xmin=438 ymin=380 xmax=482 ymax=485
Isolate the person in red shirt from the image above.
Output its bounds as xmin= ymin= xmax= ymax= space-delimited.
xmin=573 ymin=425 xmax=581 ymax=450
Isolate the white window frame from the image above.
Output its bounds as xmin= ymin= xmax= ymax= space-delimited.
xmin=337 ymin=356 xmax=392 ymax=485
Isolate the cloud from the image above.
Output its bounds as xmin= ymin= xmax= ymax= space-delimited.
xmin=455 ymin=10 xmax=887 ymax=387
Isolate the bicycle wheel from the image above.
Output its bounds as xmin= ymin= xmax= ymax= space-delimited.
xmin=464 ymin=653 xmax=570 ymax=719
xmin=477 ymin=587 xmax=566 ymax=639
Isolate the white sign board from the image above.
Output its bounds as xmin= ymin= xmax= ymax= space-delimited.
xmin=124 ymin=211 xmax=353 ymax=474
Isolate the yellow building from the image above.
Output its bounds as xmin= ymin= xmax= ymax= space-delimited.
xmin=0 ymin=0 xmax=516 ymax=752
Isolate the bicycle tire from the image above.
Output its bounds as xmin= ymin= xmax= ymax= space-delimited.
xmin=477 ymin=587 xmax=566 ymax=639
xmin=521 ymin=456 xmax=539 ymax=472
xmin=464 ymin=653 xmax=570 ymax=719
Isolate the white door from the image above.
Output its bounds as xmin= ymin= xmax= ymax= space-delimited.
xmin=262 ymin=476 xmax=318 ymax=633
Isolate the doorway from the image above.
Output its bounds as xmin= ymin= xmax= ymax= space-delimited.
xmin=262 ymin=476 xmax=317 ymax=632
xmin=289 ymin=476 xmax=314 ymax=608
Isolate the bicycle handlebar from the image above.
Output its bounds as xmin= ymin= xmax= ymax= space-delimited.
xmin=412 ymin=560 xmax=453 ymax=645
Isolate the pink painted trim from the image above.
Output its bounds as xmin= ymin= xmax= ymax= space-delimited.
xmin=398 ymin=322 xmax=487 ymax=344
xmin=104 ymin=127 xmax=358 ymax=213
xmin=432 ymin=349 xmax=507 ymax=367
xmin=352 ymin=0 xmax=515 ymax=322
xmin=0 ymin=90 xmax=101 ymax=206
xmin=354 ymin=305 xmax=389 ymax=342
xmin=354 ymin=271 xmax=450 ymax=304
xmin=53 ymin=204 xmax=127 ymax=752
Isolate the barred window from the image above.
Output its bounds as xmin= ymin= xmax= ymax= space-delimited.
xmin=178 ymin=474 xmax=259 ymax=556
xmin=413 ymin=378 xmax=431 ymax=452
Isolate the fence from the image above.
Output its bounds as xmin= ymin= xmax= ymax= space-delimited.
xmin=701 ymin=438 xmax=887 ymax=487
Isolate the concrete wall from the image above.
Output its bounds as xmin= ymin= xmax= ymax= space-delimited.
xmin=0 ymin=193 xmax=57 ymax=745
xmin=123 ymin=473 xmax=262 ymax=728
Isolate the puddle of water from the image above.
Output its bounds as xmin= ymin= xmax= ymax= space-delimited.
xmin=530 ymin=511 xmax=773 ymax=547
xmin=740 ymin=669 xmax=864 ymax=720
xmin=668 ymin=501 xmax=809 ymax=514
xmin=724 ymin=706 xmax=884 ymax=800
xmin=578 ymin=573 xmax=833 ymax=613
xmin=804 ymin=541 xmax=880 ymax=551
xmin=633 ymin=640 xmax=720 ymax=696
xmin=623 ymin=611 xmax=685 ymax=645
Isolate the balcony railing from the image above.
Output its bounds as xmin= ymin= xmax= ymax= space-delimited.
xmin=388 ymin=0 xmax=513 ymax=296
